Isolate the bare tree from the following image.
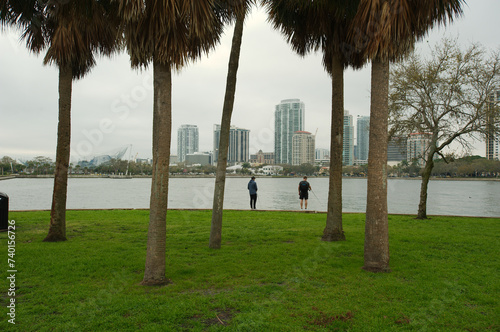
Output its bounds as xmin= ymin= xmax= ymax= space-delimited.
xmin=389 ymin=39 xmax=500 ymax=219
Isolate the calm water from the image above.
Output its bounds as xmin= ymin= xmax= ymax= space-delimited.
xmin=1 ymin=177 xmax=499 ymax=217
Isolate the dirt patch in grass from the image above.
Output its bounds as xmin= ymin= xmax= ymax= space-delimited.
xmin=204 ymin=307 xmax=238 ymax=327
xmin=395 ymin=314 xmax=411 ymax=325
xmin=307 ymin=307 xmax=354 ymax=328
xmin=185 ymin=307 xmax=239 ymax=330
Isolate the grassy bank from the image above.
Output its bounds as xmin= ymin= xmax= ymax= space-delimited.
xmin=1 ymin=210 xmax=498 ymax=331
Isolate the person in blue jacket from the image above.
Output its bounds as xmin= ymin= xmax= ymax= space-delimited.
xmin=248 ymin=176 xmax=258 ymax=209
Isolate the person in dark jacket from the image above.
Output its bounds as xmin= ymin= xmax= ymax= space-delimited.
xmin=298 ymin=176 xmax=311 ymax=209
xmin=248 ymin=176 xmax=258 ymax=209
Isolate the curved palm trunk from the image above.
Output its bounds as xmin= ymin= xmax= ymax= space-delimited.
xmin=322 ymin=55 xmax=345 ymax=241
xmin=209 ymin=14 xmax=245 ymax=249
xmin=44 ymin=65 xmax=72 ymax=242
xmin=363 ymin=57 xmax=390 ymax=273
xmin=142 ymin=60 xmax=171 ymax=285
xmin=417 ymin=148 xmax=436 ymax=219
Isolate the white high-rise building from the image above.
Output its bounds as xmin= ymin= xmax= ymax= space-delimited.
xmin=177 ymin=124 xmax=199 ymax=162
xmin=343 ymin=110 xmax=354 ymax=166
xmin=213 ymin=124 xmax=250 ymax=165
xmin=486 ymin=89 xmax=500 ymax=161
xmin=292 ymin=131 xmax=315 ymax=165
xmin=356 ymin=115 xmax=370 ymax=162
xmin=275 ymin=99 xmax=305 ymax=164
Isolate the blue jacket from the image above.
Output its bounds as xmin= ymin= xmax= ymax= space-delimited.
xmin=248 ymin=179 xmax=258 ymax=195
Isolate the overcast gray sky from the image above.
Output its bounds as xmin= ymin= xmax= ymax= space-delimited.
xmin=1 ymin=1 xmax=499 ymax=162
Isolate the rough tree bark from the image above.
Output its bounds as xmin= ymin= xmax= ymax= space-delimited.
xmin=363 ymin=58 xmax=390 ymax=273
xmin=44 ymin=65 xmax=72 ymax=242
xmin=417 ymin=143 xmax=437 ymax=219
xmin=322 ymin=55 xmax=346 ymax=241
xmin=209 ymin=13 xmax=245 ymax=249
xmin=142 ymin=59 xmax=172 ymax=285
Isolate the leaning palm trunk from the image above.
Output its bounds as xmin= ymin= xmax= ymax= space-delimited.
xmin=417 ymin=146 xmax=437 ymax=219
xmin=142 ymin=60 xmax=172 ymax=285
xmin=322 ymin=55 xmax=345 ymax=241
xmin=363 ymin=58 xmax=390 ymax=272
xmin=44 ymin=65 xmax=72 ymax=242
xmin=209 ymin=14 xmax=245 ymax=249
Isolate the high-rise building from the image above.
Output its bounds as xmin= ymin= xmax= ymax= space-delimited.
xmin=292 ymin=131 xmax=315 ymax=165
xmin=486 ymin=89 xmax=500 ymax=161
xmin=177 ymin=124 xmax=199 ymax=162
xmin=315 ymin=148 xmax=330 ymax=161
xmin=275 ymin=99 xmax=305 ymax=164
xmin=343 ymin=110 xmax=354 ymax=166
xmin=407 ymin=133 xmax=432 ymax=166
xmin=213 ymin=124 xmax=250 ymax=165
xmin=356 ymin=115 xmax=370 ymax=162
xmin=388 ymin=136 xmax=407 ymax=163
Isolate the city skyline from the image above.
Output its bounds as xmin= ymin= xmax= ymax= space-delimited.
xmin=1 ymin=2 xmax=498 ymax=161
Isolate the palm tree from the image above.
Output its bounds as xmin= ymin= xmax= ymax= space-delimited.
xmin=210 ymin=1 xmax=254 ymax=250
xmin=348 ymin=0 xmax=465 ymax=272
xmin=1 ymin=0 xmax=121 ymax=242
xmin=118 ymin=0 xmax=244 ymax=285
xmin=262 ymin=0 xmax=363 ymax=242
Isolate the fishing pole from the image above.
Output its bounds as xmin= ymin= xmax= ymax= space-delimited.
xmin=310 ymin=188 xmax=323 ymax=208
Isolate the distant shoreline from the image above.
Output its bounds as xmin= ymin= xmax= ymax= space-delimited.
xmin=2 ymin=174 xmax=499 ymax=181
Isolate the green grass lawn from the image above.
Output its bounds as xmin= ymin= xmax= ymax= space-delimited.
xmin=1 ymin=209 xmax=499 ymax=331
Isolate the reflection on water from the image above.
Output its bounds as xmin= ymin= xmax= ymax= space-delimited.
xmin=1 ymin=177 xmax=499 ymax=217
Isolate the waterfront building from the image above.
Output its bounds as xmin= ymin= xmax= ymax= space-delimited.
xmin=292 ymin=131 xmax=315 ymax=165
xmin=169 ymin=155 xmax=178 ymax=165
xmin=177 ymin=124 xmax=199 ymax=162
xmin=249 ymin=150 xmax=275 ymax=165
xmin=407 ymin=133 xmax=432 ymax=166
xmin=260 ymin=165 xmax=283 ymax=175
xmin=185 ymin=152 xmax=212 ymax=166
xmin=315 ymin=148 xmax=330 ymax=166
xmin=213 ymin=124 xmax=250 ymax=165
xmin=486 ymin=89 xmax=500 ymax=161
xmin=274 ymin=99 xmax=305 ymax=164
xmin=356 ymin=115 xmax=370 ymax=163
xmin=343 ymin=110 xmax=354 ymax=166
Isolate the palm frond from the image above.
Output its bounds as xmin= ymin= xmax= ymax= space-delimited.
xmin=119 ymin=0 xmax=244 ymax=70
xmin=261 ymin=0 xmax=364 ymax=72
xmin=349 ymin=0 xmax=465 ymax=62
xmin=3 ymin=0 xmax=121 ymax=79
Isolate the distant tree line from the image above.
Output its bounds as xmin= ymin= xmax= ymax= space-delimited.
xmin=386 ymin=156 xmax=500 ymax=178
xmin=342 ymin=156 xmax=500 ymax=178
xmin=2 ymin=155 xmax=499 ymax=178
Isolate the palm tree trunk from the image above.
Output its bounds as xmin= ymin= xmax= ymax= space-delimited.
xmin=322 ymin=55 xmax=345 ymax=241
xmin=363 ymin=57 xmax=390 ymax=273
xmin=417 ymin=150 xmax=436 ymax=219
xmin=142 ymin=59 xmax=171 ymax=285
xmin=44 ymin=65 xmax=72 ymax=242
xmin=209 ymin=13 xmax=245 ymax=249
